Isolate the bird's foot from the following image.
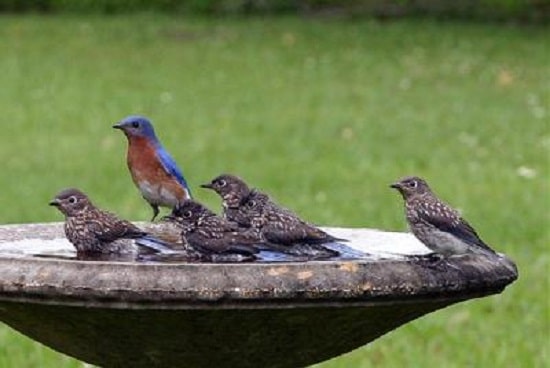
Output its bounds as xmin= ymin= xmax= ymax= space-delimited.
xmin=409 ymin=253 xmax=466 ymax=272
xmin=405 ymin=252 xmax=444 ymax=263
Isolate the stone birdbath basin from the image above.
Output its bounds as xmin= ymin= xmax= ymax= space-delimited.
xmin=0 ymin=223 xmax=517 ymax=368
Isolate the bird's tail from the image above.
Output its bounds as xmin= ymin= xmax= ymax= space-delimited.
xmin=135 ymin=235 xmax=180 ymax=255
xmin=470 ymin=244 xmax=499 ymax=258
xmin=263 ymin=242 xmax=340 ymax=259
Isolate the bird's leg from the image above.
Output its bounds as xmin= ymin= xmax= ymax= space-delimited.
xmin=150 ymin=204 xmax=160 ymax=222
xmin=405 ymin=253 xmax=443 ymax=262
xmin=405 ymin=253 xmax=449 ymax=272
xmin=424 ymin=252 xmax=445 ymax=262
xmin=411 ymin=253 xmax=464 ymax=272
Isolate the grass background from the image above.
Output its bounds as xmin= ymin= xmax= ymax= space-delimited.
xmin=0 ymin=14 xmax=548 ymax=367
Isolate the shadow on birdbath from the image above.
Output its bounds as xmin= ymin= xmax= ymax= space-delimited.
xmin=0 ymin=223 xmax=517 ymax=368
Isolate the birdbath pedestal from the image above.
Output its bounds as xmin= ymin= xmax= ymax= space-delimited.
xmin=0 ymin=223 xmax=517 ymax=368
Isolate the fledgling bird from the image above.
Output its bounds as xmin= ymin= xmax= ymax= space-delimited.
xmin=167 ymin=200 xmax=260 ymax=259
xmin=200 ymin=174 xmax=252 ymax=222
xmin=49 ymin=188 xmax=173 ymax=255
xmin=390 ymin=176 xmax=497 ymax=258
xmin=113 ymin=115 xmax=192 ymax=221
xmin=234 ymin=190 xmax=342 ymax=257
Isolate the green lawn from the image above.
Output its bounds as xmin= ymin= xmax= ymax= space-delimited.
xmin=0 ymin=14 xmax=548 ymax=367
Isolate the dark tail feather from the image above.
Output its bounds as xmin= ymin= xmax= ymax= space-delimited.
xmin=136 ymin=236 xmax=179 ymax=255
xmin=222 ymin=243 xmax=260 ymax=256
xmin=263 ymin=242 xmax=340 ymax=259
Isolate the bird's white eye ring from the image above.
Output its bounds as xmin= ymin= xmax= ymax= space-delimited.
xmin=218 ymin=179 xmax=227 ymax=187
xmin=247 ymin=200 xmax=256 ymax=208
xmin=409 ymin=181 xmax=418 ymax=188
xmin=68 ymin=196 xmax=78 ymax=204
xmin=183 ymin=211 xmax=192 ymax=218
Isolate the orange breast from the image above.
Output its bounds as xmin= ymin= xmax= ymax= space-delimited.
xmin=126 ymin=137 xmax=188 ymax=205
xmin=127 ymin=137 xmax=162 ymax=182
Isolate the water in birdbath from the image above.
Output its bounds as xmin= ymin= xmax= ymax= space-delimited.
xmin=0 ymin=225 xmax=430 ymax=263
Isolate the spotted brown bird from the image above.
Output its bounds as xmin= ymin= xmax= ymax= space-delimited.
xmin=390 ymin=176 xmax=497 ymax=257
xmin=49 ymin=188 xmax=173 ymax=255
xmin=234 ymin=190 xmax=342 ymax=257
xmin=200 ymin=174 xmax=252 ymax=223
xmin=168 ymin=200 xmax=260 ymax=259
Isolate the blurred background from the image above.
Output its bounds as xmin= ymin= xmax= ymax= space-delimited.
xmin=0 ymin=1 xmax=548 ymax=367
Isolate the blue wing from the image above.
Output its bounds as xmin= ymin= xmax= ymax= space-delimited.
xmin=135 ymin=235 xmax=180 ymax=255
xmin=155 ymin=146 xmax=192 ymax=197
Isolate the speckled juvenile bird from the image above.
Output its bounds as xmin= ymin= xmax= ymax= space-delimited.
xmin=390 ymin=176 xmax=497 ymax=257
xmin=113 ymin=115 xmax=192 ymax=221
xmin=49 ymin=188 xmax=174 ymax=255
xmin=234 ymin=190 xmax=342 ymax=256
xmin=167 ymin=200 xmax=260 ymax=259
xmin=200 ymin=174 xmax=252 ymax=222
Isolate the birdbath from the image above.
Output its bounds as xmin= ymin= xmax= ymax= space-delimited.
xmin=0 ymin=223 xmax=517 ymax=368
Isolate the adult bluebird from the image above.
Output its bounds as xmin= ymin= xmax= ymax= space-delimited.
xmin=201 ymin=174 xmax=252 ymax=223
xmin=113 ymin=115 xmax=192 ymax=221
xmin=390 ymin=176 xmax=497 ymax=257
xmin=49 ymin=188 xmax=173 ymax=255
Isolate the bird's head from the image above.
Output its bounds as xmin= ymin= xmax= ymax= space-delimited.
xmin=113 ymin=115 xmax=158 ymax=141
xmin=390 ymin=176 xmax=431 ymax=199
xmin=231 ymin=190 xmax=268 ymax=227
xmin=240 ymin=190 xmax=268 ymax=212
xmin=49 ymin=188 xmax=92 ymax=217
xmin=200 ymin=174 xmax=250 ymax=201
xmin=169 ymin=200 xmax=213 ymax=230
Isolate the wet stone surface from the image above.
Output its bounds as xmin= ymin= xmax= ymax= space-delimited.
xmin=0 ymin=223 xmax=427 ymax=263
xmin=0 ymin=222 xmax=429 ymax=262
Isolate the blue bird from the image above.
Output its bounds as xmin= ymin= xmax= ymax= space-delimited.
xmin=113 ymin=115 xmax=192 ymax=221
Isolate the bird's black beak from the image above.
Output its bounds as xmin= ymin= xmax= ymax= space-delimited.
xmin=200 ymin=183 xmax=214 ymax=189
xmin=390 ymin=182 xmax=401 ymax=190
xmin=112 ymin=122 xmax=123 ymax=130
xmin=161 ymin=214 xmax=176 ymax=222
xmin=49 ymin=199 xmax=60 ymax=207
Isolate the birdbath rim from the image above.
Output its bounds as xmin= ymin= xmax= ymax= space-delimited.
xmin=0 ymin=222 xmax=518 ymax=310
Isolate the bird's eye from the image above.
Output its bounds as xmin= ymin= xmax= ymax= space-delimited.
xmin=218 ymin=179 xmax=227 ymax=187
xmin=183 ymin=211 xmax=192 ymax=218
xmin=68 ymin=196 xmax=78 ymax=204
xmin=131 ymin=121 xmax=139 ymax=128
xmin=247 ymin=200 xmax=256 ymax=208
xmin=409 ymin=181 xmax=418 ymax=188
